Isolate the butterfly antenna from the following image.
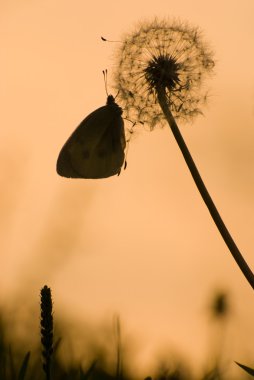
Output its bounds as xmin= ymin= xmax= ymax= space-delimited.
xmin=102 ymin=69 xmax=109 ymax=96
xmin=103 ymin=70 xmax=120 ymax=101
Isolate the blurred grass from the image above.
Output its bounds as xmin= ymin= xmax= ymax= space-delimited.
xmin=0 ymin=288 xmax=252 ymax=380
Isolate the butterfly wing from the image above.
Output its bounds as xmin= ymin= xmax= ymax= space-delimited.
xmin=57 ymin=103 xmax=126 ymax=179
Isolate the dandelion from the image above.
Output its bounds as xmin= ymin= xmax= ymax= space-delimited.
xmin=114 ymin=18 xmax=214 ymax=128
xmin=112 ymin=18 xmax=254 ymax=289
xmin=210 ymin=291 xmax=230 ymax=320
xmin=207 ymin=291 xmax=231 ymax=375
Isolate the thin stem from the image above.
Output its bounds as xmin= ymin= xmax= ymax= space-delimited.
xmin=114 ymin=315 xmax=122 ymax=380
xmin=157 ymin=87 xmax=254 ymax=290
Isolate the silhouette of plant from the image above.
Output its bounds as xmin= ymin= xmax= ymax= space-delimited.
xmin=112 ymin=18 xmax=254 ymax=290
xmin=0 ymin=286 xmax=251 ymax=379
xmin=40 ymin=285 xmax=53 ymax=380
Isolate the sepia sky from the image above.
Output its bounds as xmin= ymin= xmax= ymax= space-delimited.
xmin=1 ymin=0 xmax=254 ymax=375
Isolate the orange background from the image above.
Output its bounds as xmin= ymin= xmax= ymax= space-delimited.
xmin=1 ymin=0 xmax=254 ymax=375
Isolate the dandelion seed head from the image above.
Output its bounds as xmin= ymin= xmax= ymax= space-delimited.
xmin=113 ymin=18 xmax=215 ymax=129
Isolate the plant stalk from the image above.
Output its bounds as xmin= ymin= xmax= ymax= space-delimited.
xmin=157 ymin=87 xmax=254 ymax=290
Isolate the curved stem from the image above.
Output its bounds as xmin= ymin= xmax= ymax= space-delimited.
xmin=157 ymin=88 xmax=254 ymax=290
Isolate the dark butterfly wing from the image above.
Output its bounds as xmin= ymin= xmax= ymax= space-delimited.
xmin=57 ymin=103 xmax=125 ymax=179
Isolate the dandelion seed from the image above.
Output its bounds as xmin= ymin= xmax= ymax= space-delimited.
xmin=113 ymin=18 xmax=215 ymax=129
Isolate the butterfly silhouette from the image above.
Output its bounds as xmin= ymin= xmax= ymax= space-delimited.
xmin=57 ymin=95 xmax=126 ymax=179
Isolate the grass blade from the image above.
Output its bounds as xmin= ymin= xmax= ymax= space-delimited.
xmin=17 ymin=351 xmax=30 ymax=380
xmin=235 ymin=361 xmax=254 ymax=377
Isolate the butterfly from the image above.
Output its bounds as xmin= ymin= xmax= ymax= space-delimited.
xmin=56 ymin=95 xmax=126 ymax=179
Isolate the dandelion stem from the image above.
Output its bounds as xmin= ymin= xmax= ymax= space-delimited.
xmin=157 ymin=87 xmax=254 ymax=290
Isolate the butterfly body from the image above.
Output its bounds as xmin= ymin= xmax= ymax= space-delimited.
xmin=57 ymin=95 xmax=126 ymax=179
